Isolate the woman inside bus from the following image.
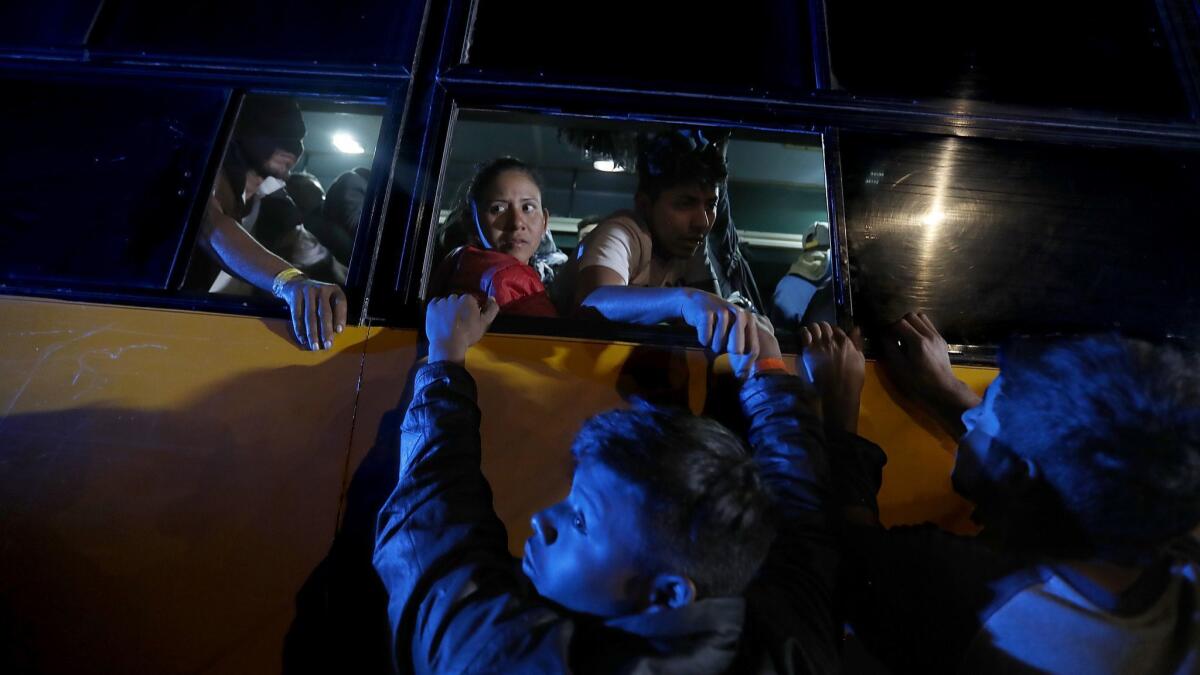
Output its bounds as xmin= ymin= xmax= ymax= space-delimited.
xmin=430 ymin=157 xmax=560 ymax=317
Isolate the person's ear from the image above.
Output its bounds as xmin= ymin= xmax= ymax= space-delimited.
xmin=990 ymin=444 xmax=1040 ymax=493
xmin=645 ymin=573 xmax=696 ymax=612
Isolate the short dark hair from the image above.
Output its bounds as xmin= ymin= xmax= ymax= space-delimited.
xmin=439 ymin=156 xmax=545 ymax=253
xmin=996 ymin=334 xmax=1200 ymax=563
xmin=635 ymin=130 xmax=729 ymax=201
xmin=571 ymin=399 xmax=775 ymax=598
xmin=286 ymin=172 xmax=324 ymax=215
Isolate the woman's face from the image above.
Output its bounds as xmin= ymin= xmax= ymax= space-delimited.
xmin=474 ymin=169 xmax=548 ymax=265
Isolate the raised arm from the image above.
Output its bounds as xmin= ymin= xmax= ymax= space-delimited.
xmin=800 ymin=322 xmax=865 ymax=436
xmin=732 ymin=327 xmax=841 ymax=673
xmin=800 ymin=322 xmax=886 ymax=527
xmin=373 ymin=296 xmax=567 ymax=672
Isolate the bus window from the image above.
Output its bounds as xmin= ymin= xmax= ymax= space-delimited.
xmin=425 ymin=110 xmax=832 ymax=339
xmin=841 ymin=131 xmax=1200 ymax=348
xmin=0 ymin=78 xmax=226 ymax=290
xmin=91 ymin=0 xmax=425 ymax=70
xmin=467 ymin=0 xmax=815 ymax=92
xmin=826 ymin=0 xmax=1189 ymax=118
xmin=183 ymin=94 xmax=384 ymax=300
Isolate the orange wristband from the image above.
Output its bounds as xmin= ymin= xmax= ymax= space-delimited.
xmin=751 ymin=357 xmax=789 ymax=376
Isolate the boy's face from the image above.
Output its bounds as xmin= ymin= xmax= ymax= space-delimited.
xmin=639 ymin=183 xmax=720 ymax=260
xmin=475 ymin=169 xmax=548 ymax=265
xmin=953 ymin=375 xmax=1017 ymax=518
xmin=523 ymin=459 xmax=650 ymax=617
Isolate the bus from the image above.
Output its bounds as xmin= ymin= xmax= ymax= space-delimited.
xmin=2 ymin=1 xmax=1198 ymax=672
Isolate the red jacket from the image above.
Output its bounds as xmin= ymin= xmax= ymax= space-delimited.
xmin=431 ymin=246 xmax=558 ymax=317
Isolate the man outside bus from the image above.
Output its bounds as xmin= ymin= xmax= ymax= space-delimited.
xmin=826 ymin=313 xmax=1200 ymax=673
xmin=373 ymin=293 xmax=846 ymax=673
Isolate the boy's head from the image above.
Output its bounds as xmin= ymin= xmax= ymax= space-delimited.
xmin=953 ymin=334 xmax=1200 ymax=564
xmin=634 ymin=130 xmax=729 ymax=260
xmin=523 ymin=400 xmax=775 ymax=618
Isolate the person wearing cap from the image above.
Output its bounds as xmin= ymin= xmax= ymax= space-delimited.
xmin=770 ymin=221 xmax=836 ymax=329
xmin=572 ymin=130 xmax=759 ymax=357
xmin=188 ymin=95 xmax=347 ymax=351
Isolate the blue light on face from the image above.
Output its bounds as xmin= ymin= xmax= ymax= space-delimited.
xmin=961 ymin=375 xmax=1003 ymax=439
xmin=522 ymin=460 xmax=649 ymax=618
xmin=953 ymin=375 xmax=1004 ymax=500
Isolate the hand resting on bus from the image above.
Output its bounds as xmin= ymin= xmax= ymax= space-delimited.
xmin=800 ymin=322 xmax=865 ymax=435
xmin=203 ymin=195 xmax=348 ymax=351
xmin=880 ymin=312 xmax=981 ymax=437
xmin=426 ymin=294 xmax=500 ymax=365
xmin=578 ymin=272 xmax=760 ymax=357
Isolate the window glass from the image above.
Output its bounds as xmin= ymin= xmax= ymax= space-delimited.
xmin=93 ymin=0 xmax=425 ymax=69
xmin=182 ymin=95 xmax=384 ymax=299
xmin=841 ymin=131 xmax=1200 ymax=346
xmin=826 ymin=0 xmax=1188 ymax=117
xmin=0 ymin=1 xmax=102 ymax=49
xmin=467 ymin=0 xmax=814 ymax=92
xmin=427 ymin=110 xmax=831 ymax=338
xmin=0 ymin=79 xmax=227 ymax=289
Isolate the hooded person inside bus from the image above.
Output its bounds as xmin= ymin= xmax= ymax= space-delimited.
xmin=572 ymin=129 xmax=764 ymax=353
xmin=373 ymin=293 xmax=842 ymax=673
xmin=824 ymin=312 xmax=1200 ymax=674
xmin=188 ymin=95 xmax=347 ymax=352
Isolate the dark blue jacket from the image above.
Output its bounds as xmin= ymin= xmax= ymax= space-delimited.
xmin=373 ymin=361 xmax=838 ymax=674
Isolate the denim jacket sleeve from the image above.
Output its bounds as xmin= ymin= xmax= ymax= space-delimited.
xmin=372 ymin=361 xmax=570 ymax=674
xmin=738 ymin=372 xmax=840 ymax=674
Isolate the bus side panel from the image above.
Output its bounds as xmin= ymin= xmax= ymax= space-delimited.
xmin=0 ymin=297 xmax=366 ymax=674
xmin=350 ymin=329 xmax=713 ymax=556
xmin=349 ymin=329 xmax=991 ymax=558
xmin=860 ymin=361 xmax=997 ymax=533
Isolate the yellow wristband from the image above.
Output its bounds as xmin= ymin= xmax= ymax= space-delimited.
xmin=271 ymin=267 xmax=305 ymax=298
xmin=750 ymin=357 xmax=790 ymax=377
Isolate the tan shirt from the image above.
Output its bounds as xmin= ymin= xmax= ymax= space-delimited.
xmin=576 ymin=210 xmax=716 ymax=290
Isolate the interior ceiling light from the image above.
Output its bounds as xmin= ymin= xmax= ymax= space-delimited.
xmin=332 ymin=131 xmax=365 ymax=155
xmin=593 ymin=159 xmax=623 ymax=172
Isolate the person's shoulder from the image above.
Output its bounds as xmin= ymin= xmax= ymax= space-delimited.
xmin=488 ymin=257 xmax=544 ymax=291
xmin=438 ymin=246 xmax=516 ymax=296
xmin=595 ymin=209 xmax=649 ymax=236
xmin=582 ymin=210 xmax=650 ymax=265
xmin=457 ymin=245 xmax=522 ymax=272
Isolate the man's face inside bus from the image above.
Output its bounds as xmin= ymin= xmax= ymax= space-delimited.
xmin=523 ymin=459 xmax=671 ymax=617
xmin=637 ymin=182 xmax=720 ymax=260
xmin=245 ymin=136 xmax=302 ymax=181
xmin=258 ymin=144 xmax=300 ymax=180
